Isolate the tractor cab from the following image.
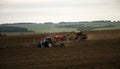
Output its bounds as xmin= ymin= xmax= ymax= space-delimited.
xmin=75 ymin=31 xmax=88 ymax=40
xmin=44 ymin=37 xmax=52 ymax=43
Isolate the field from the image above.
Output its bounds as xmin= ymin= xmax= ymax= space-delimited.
xmin=5 ymin=24 xmax=77 ymax=32
xmin=0 ymin=30 xmax=120 ymax=69
xmin=5 ymin=22 xmax=120 ymax=32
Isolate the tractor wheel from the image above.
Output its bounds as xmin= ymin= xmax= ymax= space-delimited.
xmin=59 ymin=43 xmax=65 ymax=47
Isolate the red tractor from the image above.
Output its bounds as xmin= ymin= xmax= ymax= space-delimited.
xmin=75 ymin=31 xmax=88 ymax=41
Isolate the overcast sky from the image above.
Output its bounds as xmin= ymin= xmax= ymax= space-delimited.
xmin=0 ymin=0 xmax=120 ymax=23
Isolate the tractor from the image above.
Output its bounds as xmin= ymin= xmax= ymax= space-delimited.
xmin=75 ymin=31 xmax=88 ymax=41
xmin=38 ymin=34 xmax=66 ymax=48
xmin=37 ymin=31 xmax=88 ymax=48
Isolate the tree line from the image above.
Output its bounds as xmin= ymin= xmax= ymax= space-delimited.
xmin=0 ymin=25 xmax=32 ymax=32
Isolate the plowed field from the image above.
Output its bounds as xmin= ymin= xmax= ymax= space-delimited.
xmin=0 ymin=30 xmax=120 ymax=69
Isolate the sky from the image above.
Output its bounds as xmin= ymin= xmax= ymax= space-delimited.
xmin=0 ymin=0 xmax=120 ymax=23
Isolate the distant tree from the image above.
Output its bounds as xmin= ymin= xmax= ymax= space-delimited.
xmin=0 ymin=25 xmax=32 ymax=32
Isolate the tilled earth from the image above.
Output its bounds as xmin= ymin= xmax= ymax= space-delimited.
xmin=0 ymin=30 xmax=120 ymax=69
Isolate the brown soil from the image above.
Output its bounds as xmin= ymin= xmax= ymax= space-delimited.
xmin=0 ymin=29 xmax=120 ymax=69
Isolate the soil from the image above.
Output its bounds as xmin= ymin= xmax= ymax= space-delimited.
xmin=0 ymin=29 xmax=120 ymax=69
